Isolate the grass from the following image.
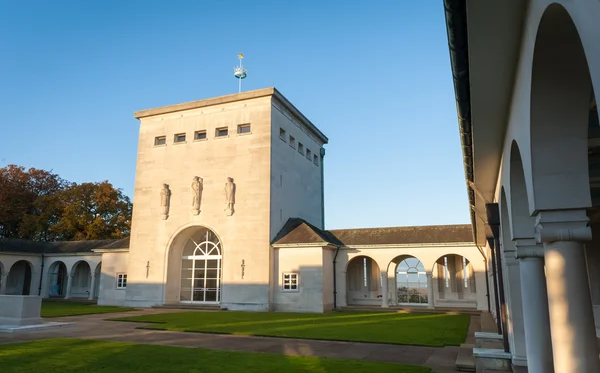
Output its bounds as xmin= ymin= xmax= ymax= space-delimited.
xmin=113 ymin=311 xmax=470 ymax=347
xmin=0 ymin=338 xmax=433 ymax=373
xmin=41 ymin=301 xmax=136 ymax=318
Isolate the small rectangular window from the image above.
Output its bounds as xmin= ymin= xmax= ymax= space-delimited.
xmin=116 ymin=273 xmax=127 ymax=289
xmin=237 ymin=124 xmax=251 ymax=134
xmin=306 ymin=148 xmax=312 ymax=160
xmin=154 ymin=136 xmax=166 ymax=146
xmin=282 ymin=273 xmax=299 ymax=292
xmin=313 ymin=154 xmax=319 ymax=166
xmin=194 ymin=130 xmax=207 ymax=141
xmin=279 ymin=128 xmax=287 ymax=142
xmin=289 ymin=136 xmax=296 ymax=149
xmin=298 ymin=143 xmax=304 ymax=155
xmin=216 ymin=127 xmax=229 ymax=137
xmin=174 ymin=133 xmax=186 ymax=143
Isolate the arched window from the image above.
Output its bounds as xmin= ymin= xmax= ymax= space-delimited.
xmin=396 ymin=257 xmax=427 ymax=304
xmin=180 ymin=227 xmax=222 ymax=303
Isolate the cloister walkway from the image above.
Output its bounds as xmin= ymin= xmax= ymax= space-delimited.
xmin=0 ymin=309 xmax=477 ymax=373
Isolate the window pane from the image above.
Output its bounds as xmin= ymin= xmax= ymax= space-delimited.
xmin=155 ymin=136 xmax=166 ymax=146
xmin=195 ymin=131 xmax=206 ymax=140
xmin=238 ymin=124 xmax=251 ymax=134
xmin=174 ymin=134 xmax=186 ymax=142
xmin=216 ymin=128 xmax=228 ymax=137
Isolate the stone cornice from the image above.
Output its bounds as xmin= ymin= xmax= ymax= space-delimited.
xmin=134 ymin=88 xmax=276 ymax=119
xmin=133 ymin=87 xmax=329 ymax=144
xmin=535 ymin=210 xmax=591 ymax=244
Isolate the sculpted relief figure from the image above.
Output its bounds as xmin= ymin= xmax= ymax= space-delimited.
xmin=160 ymin=183 xmax=171 ymax=220
xmin=191 ymin=176 xmax=203 ymax=215
xmin=224 ymin=177 xmax=235 ymax=216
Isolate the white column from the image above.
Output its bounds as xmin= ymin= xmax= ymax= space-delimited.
xmin=64 ymin=273 xmax=73 ymax=299
xmin=426 ymin=272 xmax=434 ymax=309
xmin=88 ymin=273 xmax=96 ymax=300
xmin=381 ymin=273 xmax=389 ymax=308
xmin=515 ymin=239 xmax=554 ymax=373
xmin=536 ymin=210 xmax=600 ymax=373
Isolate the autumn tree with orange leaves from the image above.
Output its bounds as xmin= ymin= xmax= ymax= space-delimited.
xmin=0 ymin=165 xmax=131 ymax=241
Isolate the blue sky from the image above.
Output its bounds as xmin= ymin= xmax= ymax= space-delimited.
xmin=0 ymin=1 xmax=470 ymax=229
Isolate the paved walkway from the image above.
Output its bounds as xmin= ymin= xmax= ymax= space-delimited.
xmin=0 ymin=309 xmax=476 ymax=373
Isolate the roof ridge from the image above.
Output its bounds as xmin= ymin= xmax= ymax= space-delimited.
xmin=328 ymin=224 xmax=472 ymax=232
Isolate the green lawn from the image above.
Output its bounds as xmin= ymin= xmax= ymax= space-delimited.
xmin=0 ymin=338 xmax=433 ymax=373
xmin=41 ymin=302 xmax=136 ymax=318
xmin=113 ymin=311 xmax=470 ymax=347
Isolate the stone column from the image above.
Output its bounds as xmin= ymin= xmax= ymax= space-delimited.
xmin=536 ymin=210 xmax=600 ymax=373
xmin=64 ymin=273 xmax=73 ymax=300
xmin=502 ymin=252 xmax=527 ymax=365
xmin=515 ymin=239 xmax=554 ymax=373
xmin=0 ymin=273 xmax=6 ymax=294
xmin=88 ymin=273 xmax=96 ymax=300
xmin=426 ymin=272 xmax=434 ymax=309
xmin=381 ymin=273 xmax=389 ymax=308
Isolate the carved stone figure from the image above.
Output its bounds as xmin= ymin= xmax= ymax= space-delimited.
xmin=191 ymin=176 xmax=203 ymax=215
xmin=160 ymin=183 xmax=171 ymax=220
xmin=224 ymin=177 xmax=235 ymax=216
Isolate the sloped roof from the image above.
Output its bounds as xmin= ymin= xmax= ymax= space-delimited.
xmin=272 ymin=218 xmax=343 ymax=246
xmin=0 ymin=237 xmax=130 ymax=255
xmin=272 ymin=219 xmax=473 ymax=247
xmin=329 ymin=225 xmax=473 ymax=246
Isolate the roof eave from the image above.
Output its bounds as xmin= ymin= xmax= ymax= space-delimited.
xmin=92 ymin=248 xmax=130 ymax=253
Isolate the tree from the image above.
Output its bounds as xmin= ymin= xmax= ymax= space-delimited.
xmin=52 ymin=181 xmax=132 ymax=240
xmin=0 ymin=165 xmax=67 ymax=240
xmin=0 ymin=165 xmax=132 ymax=241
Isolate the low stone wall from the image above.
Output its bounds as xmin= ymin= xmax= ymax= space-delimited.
xmin=0 ymin=295 xmax=43 ymax=326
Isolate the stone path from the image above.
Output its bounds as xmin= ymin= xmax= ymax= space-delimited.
xmin=0 ymin=309 xmax=472 ymax=373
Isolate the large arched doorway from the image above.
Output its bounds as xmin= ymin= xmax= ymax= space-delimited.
xmin=345 ymin=256 xmax=380 ymax=306
xmin=6 ymin=260 xmax=32 ymax=295
xmin=179 ymin=227 xmax=222 ymax=304
xmin=393 ymin=256 xmax=428 ymax=305
xmin=47 ymin=261 xmax=68 ymax=298
xmin=433 ymin=254 xmax=476 ymax=306
xmin=70 ymin=261 xmax=91 ymax=298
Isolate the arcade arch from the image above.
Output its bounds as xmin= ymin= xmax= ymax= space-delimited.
xmin=345 ymin=255 xmax=380 ymax=306
xmin=70 ymin=261 xmax=91 ymax=298
xmin=47 ymin=261 xmax=67 ymax=298
xmin=6 ymin=260 xmax=33 ymax=295
xmin=432 ymin=254 xmax=476 ymax=306
xmin=389 ymin=255 xmax=428 ymax=305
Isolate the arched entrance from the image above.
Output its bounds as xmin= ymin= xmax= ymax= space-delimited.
xmin=47 ymin=261 xmax=68 ymax=297
xmin=433 ymin=254 xmax=476 ymax=306
xmin=70 ymin=261 xmax=91 ymax=298
xmin=346 ymin=256 xmax=380 ymax=306
xmin=179 ymin=227 xmax=222 ymax=304
xmin=393 ymin=256 xmax=428 ymax=305
xmin=6 ymin=260 xmax=32 ymax=295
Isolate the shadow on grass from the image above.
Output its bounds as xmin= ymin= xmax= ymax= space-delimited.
xmin=41 ymin=302 xmax=137 ymax=318
xmin=110 ymin=311 xmax=470 ymax=347
xmin=0 ymin=338 xmax=434 ymax=373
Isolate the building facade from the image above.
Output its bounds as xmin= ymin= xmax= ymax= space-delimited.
xmin=0 ymin=87 xmax=488 ymax=315
xmin=444 ymin=0 xmax=600 ymax=371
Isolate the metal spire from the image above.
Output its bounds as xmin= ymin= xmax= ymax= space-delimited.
xmin=233 ymin=53 xmax=247 ymax=93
